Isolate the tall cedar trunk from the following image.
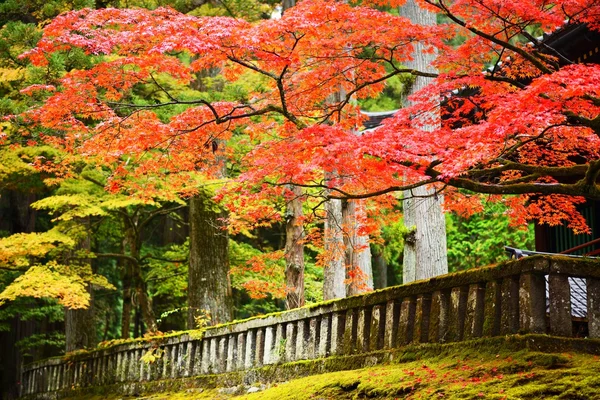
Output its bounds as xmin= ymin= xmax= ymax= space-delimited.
xmin=120 ymin=257 xmax=132 ymax=339
xmin=372 ymin=247 xmax=388 ymax=289
xmin=1 ymin=191 xmax=41 ymax=399
xmin=65 ymin=284 xmax=96 ymax=352
xmin=323 ymin=197 xmax=346 ymax=300
xmin=125 ymin=224 xmax=157 ymax=333
xmin=281 ymin=0 xmax=305 ymax=312
xmin=65 ymin=221 xmax=96 ymax=351
xmin=343 ymin=200 xmax=374 ymax=296
xmin=400 ymin=0 xmax=448 ymax=283
xmin=188 ymin=194 xmax=233 ymax=327
xmin=285 ymin=186 xmax=305 ymax=309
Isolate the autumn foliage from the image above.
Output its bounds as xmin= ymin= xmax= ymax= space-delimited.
xmin=13 ymin=0 xmax=600 ymax=235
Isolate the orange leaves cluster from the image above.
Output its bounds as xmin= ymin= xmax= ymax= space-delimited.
xmin=16 ymin=0 xmax=600 ymax=235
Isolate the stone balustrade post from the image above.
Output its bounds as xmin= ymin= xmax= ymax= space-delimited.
xmin=549 ymin=273 xmax=572 ymax=336
xmin=518 ymin=273 xmax=546 ymax=334
xmin=588 ymin=278 xmax=600 ymax=338
xmin=464 ymin=284 xmax=485 ymax=339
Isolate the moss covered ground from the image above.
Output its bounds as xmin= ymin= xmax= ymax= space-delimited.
xmin=67 ymin=340 xmax=600 ymax=400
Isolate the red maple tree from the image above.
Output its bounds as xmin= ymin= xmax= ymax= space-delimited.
xmin=15 ymin=0 xmax=600 ymax=234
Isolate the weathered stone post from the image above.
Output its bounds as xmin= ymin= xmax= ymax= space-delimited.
xmin=342 ymin=309 xmax=357 ymax=355
xmin=285 ymin=323 xmax=297 ymax=361
xmin=518 ymin=273 xmax=546 ymax=334
xmin=245 ymin=330 xmax=256 ymax=369
xmin=318 ymin=315 xmax=331 ymax=357
xmin=482 ymin=281 xmax=501 ymax=336
xmin=588 ymin=278 xmax=600 ymax=338
xmin=464 ymin=284 xmax=486 ymax=339
xmin=330 ymin=312 xmax=345 ymax=355
xmin=296 ymin=320 xmax=307 ymax=360
xmin=369 ymin=305 xmax=385 ymax=350
xmin=263 ymin=326 xmax=275 ymax=364
xmin=549 ymin=272 xmax=572 ymax=336
xmin=397 ymin=297 xmax=416 ymax=345
xmin=429 ymin=290 xmax=449 ymax=342
xmin=500 ymin=276 xmax=520 ymax=335
xmin=226 ymin=334 xmax=236 ymax=372
xmin=356 ymin=307 xmax=371 ymax=352
xmin=413 ymin=294 xmax=431 ymax=344
xmin=384 ymin=300 xmax=400 ymax=348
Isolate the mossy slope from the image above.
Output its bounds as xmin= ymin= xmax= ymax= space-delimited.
xmin=76 ymin=342 xmax=600 ymax=400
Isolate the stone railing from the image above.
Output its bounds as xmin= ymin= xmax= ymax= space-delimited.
xmin=21 ymin=256 xmax=600 ymax=398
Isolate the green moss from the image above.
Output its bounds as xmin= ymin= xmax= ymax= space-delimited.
xmin=44 ymin=335 xmax=600 ymax=400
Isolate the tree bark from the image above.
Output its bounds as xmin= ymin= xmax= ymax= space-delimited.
xmin=188 ymin=194 xmax=233 ymax=327
xmin=372 ymin=246 xmax=388 ymax=289
xmin=65 ymin=284 xmax=96 ymax=352
xmin=343 ymin=200 xmax=374 ymax=296
xmin=400 ymin=0 xmax=448 ymax=283
xmin=323 ymin=197 xmax=347 ymax=300
xmin=65 ymin=221 xmax=96 ymax=352
xmin=285 ymin=185 xmax=305 ymax=309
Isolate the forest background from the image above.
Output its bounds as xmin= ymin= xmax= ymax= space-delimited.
xmin=0 ymin=0 xmax=565 ymax=397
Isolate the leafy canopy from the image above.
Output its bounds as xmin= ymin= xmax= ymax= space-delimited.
xmin=11 ymin=0 xmax=600 ymax=236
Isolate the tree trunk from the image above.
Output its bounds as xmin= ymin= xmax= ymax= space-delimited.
xmin=188 ymin=194 xmax=233 ymax=327
xmin=282 ymin=0 xmax=296 ymax=13
xmin=65 ymin=284 xmax=96 ymax=352
xmin=343 ymin=200 xmax=374 ymax=296
xmin=372 ymin=246 xmax=388 ymax=289
xmin=323 ymin=197 xmax=346 ymax=300
xmin=65 ymin=221 xmax=96 ymax=352
xmin=400 ymin=0 xmax=448 ymax=283
xmin=285 ymin=186 xmax=305 ymax=309
xmin=120 ymin=252 xmax=132 ymax=339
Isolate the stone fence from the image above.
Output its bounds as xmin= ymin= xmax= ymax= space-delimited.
xmin=21 ymin=256 xmax=600 ymax=398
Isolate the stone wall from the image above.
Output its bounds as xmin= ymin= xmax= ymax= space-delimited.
xmin=20 ymin=256 xmax=600 ymax=398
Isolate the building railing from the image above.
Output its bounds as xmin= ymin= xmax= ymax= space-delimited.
xmin=20 ymin=255 xmax=600 ymax=397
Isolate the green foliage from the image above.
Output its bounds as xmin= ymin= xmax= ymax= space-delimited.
xmin=358 ymin=73 xmax=413 ymax=112
xmin=447 ymin=201 xmax=535 ymax=271
xmin=16 ymin=331 xmax=65 ymax=356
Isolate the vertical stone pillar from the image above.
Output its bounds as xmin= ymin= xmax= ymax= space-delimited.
xmin=500 ymin=276 xmax=520 ymax=335
xmin=483 ymin=281 xmax=501 ymax=336
xmin=318 ymin=315 xmax=331 ymax=357
xmin=216 ymin=337 xmax=227 ymax=373
xmin=263 ymin=326 xmax=275 ymax=364
xmin=245 ymin=330 xmax=256 ymax=369
xmin=588 ymin=278 xmax=600 ymax=338
xmin=295 ymin=320 xmax=307 ymax=360
xmin=184 ymin=341 xmax=194 ymax=377
xmin=162 ymin=347 xmax=170 ymax=378
xmin=384 ymin=300 xmax=400 ymax=349
xmin=236 ymin=333 xmax=246 ymax=370
xmin=307 ymin=318 xmax=319 ymax=359
xmin=115 ymin=352 xmax=123 ymax=382
xmin=464 ymin=283 xmax=486 ymax=339
xmin=549 ymin=274 xmax=572 ymax=336
xmin=272 ymin=324 xmax=285 ymax=363
xmin=448 ymin=287 xmax=468 ymax=341
xmin=356 ymin=307 xmax=372 ymax=352
xmin=209 ymin=338 xmax=218 ymax=372
xmin=342 ymin=309 xmax=357 ymax=355
xmin=201 ymin=339 xmax=210 ymax=374
xmin=255 ymin=328 xmax=265 ymax=367
xmin=519 ymin=273 xmax=546 ymax=334
xmin=369 ymin=305 xmax=385 ymax=350
xmin=429 ymin=290 xmax=449 ymax=342
xmin=397 ymin=297 xmax=416 ymax=345
xmin=285 ymin=323 xmax=297 ymax=361
xmin=330 ymin=312 xmax=346 ymax=355
xmin=226 ymin=335 xmax=236 ymax=372
xmin=413 ymin=294 xmax=431 ymax=344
